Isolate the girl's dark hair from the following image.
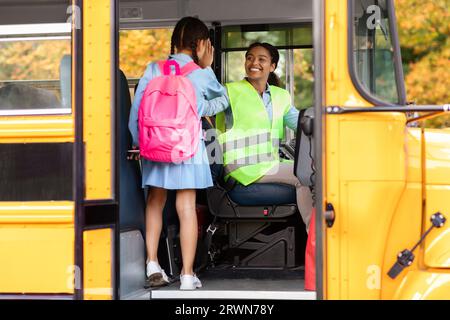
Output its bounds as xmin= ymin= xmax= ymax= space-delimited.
xmin=245 ymin=42 xmax=281 ymax=87
xmin=170 ymin=16 xmax=210 ymax=64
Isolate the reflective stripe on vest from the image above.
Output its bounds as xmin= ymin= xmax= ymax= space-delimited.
xmin=217 ymin=80 xmax=291 ymax=186
xmin=221 ymin=133 xmax=280 ymax=153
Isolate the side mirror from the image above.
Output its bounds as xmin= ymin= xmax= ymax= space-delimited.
xmin=300 ymin=115 xmax=314 ymax=137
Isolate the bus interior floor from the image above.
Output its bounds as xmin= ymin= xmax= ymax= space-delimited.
xmin=196 ymin=264 xmax=305 ymax=281
xmin=124 ymin=265 xmax=314 ymax=300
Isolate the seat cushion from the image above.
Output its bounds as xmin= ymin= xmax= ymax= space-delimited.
xmin=228 ymin=183 xmax=296 ymax=206
xmin=118 ymin=70 xmax=146 ymax=233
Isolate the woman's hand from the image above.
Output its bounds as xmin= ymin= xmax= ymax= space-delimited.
xmin=197 ymin=38 xmax=214 ymax=69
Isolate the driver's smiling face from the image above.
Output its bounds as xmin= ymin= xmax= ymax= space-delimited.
xmin=245 ymin=46 xmax=276 ymax=83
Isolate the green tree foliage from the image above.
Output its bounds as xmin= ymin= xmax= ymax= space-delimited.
xmin=395 ymin=0 xmax=450 ymax=127
xmin=293 ymin=49 xmax=314 ymax=109
xmin=0 ymin=3 xmax=447 ymax=125
xmin=0 ymin=39 xmax=70 ymax=101
xmin=119 ymin=29 xmax=172 ymax=79
xmin=0 ymin=40 xmax=70 ymax=81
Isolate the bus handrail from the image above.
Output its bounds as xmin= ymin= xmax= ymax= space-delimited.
xmin=325 ymin=104 xmax=450 ymax=115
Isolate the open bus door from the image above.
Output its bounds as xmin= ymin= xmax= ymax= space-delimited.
xmin=118 ymin=0 xmax=318 ymax=300
xmin=0 ymin=0 xmax=79 ymax=299
xmin=74 ymin=0 xmax=119 ymax=300
xmin=295 ymin=0 xmax=450 ymax=300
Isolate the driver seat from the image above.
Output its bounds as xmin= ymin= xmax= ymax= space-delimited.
xmin=204 ymin=118 xmax=303 ymax=268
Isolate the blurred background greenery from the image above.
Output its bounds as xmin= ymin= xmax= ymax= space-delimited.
xmin=0 ymin=0 xmax=447 ymax=127
xmin=395 ymin=0 xmax=450 ymax=127
xmin=119 ymin=0 xmax=449 ymax=127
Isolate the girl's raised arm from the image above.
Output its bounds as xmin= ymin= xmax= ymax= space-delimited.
xmin=197 ymin=93 xmax=230 ymax=117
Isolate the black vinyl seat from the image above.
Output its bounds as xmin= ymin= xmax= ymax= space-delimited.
xmin=118 ymin=70 xmax=146 ymax=233
xmin=207 ymin=169 xmax=298 ymax=219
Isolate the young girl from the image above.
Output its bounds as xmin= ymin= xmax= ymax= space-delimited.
xmin=128 ymin=17 xmax=228 ymax=290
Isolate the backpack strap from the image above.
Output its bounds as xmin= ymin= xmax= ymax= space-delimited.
xmin=157 ymin=60 xmax=166 ymax=75
xmin=158 ymin=60 xmax=181 ymax=76
xmin=181 ymin=61 xmax=200 ymax=76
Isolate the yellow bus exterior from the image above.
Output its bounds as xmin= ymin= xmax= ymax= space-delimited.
xmin=324 ymin=0 xmax=449 ymax=299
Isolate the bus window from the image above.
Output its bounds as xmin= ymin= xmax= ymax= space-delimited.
xmin=222 ymin=24 xmax=313 ymax=110
xmin=352 ymin=0 xmax=400 ymax=104
xmin=119 ymin=28 xmax=172 ymax=99
xmin=293 ymin=48 xmax=313 ymax=109
xmin=0 ymin=23 xmax=72 ymax=114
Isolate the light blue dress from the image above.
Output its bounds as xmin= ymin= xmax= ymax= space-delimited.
xmin=129 ymin=53 xmax=228 ymax=189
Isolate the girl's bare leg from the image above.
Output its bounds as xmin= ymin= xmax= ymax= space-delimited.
xmin=175 ymin=189 xmax=198 ymax=275
xmin=145 ymin=187 xmax=167 ymax=263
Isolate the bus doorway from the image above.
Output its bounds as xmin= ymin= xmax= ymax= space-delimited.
xmin=1 ymin=0 xmax=447 ymax=301
xmin=117 ymin=0 xmax=319 ymax=300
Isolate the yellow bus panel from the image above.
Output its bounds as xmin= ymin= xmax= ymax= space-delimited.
xmin=0 ymin=115 xmax=73 ymax=144
xmin=83 ymin=228 xmax=113 ymax=300
xmin=424 ymin=185 xmax=450 ymax=268
xmin=0 ymin=202 xmax=74 ymax=293
xmin=393 ymin=270 xmax=450 ymax=300
xmin=83 ymin=0 xmax=113 ymax=200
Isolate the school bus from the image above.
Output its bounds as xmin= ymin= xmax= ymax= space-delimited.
xmin=0 ymin=0 xmax=448 ymax=300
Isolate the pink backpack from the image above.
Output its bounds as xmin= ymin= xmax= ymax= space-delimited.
xmin=138 ymin=60 xmax=201 ymax=162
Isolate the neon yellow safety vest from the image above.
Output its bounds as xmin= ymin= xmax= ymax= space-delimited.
xmin=216 ymin=80 xmax=292 ymax=186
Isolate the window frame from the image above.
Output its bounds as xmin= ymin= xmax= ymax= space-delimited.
xmin=347 ymin=0 xmax=406 ymax=106
xmin=220 ymin=22 xmax=313 ymax=98
xmin=220 ymin=23 xmax=314 ymax=142
xmin=0 ymin=22 xmax=73 ymax=116
xmin=220 ymin=22 xmax=313 ymax=52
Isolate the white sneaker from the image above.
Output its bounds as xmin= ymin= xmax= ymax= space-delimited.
xmin=146 ymin=261 xmax=170 ymax=287
xmin=180 ymin=274 xmax=202 ymax=290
